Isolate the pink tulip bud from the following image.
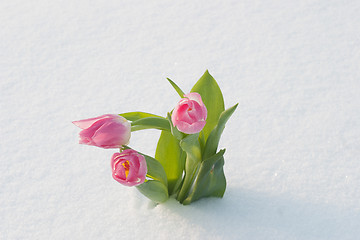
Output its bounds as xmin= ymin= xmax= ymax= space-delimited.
xmin=171 ymin=92 xmax=208 ymax=134
xmin=111 ymin=149 xmax=147 ymax=187
xmin=73 ymin=114 xmax=131 ymax=149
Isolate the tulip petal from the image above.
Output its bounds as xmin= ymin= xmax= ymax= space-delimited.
xmin=176 ymin=120 xmax=206 ymax=134
xmin=116 ymin=164 xmax=127 ymax=180
xmin=72 ymin=114 xmax=114 ymax=129
xmin=78 ymin=120 xmax=107 ymax=146
xmin=175 ymin=103 xmax=194 ymax=124
xmin=171 ymin=92 xmax=207 ymax=134
xmin=186 ymin=92 xmax=207 ymax=120
xmin=187 ymin=101 xmax=204 ymax=121
xmin=126 ymin=156 xmax=139 ymax=182
xmin=92 ymin=122 xmax=129 ymax=148
xmin=111 ymin=149 xmax=147 ymax=187
xmin=184 ymin=92 xmax=203 ymax=105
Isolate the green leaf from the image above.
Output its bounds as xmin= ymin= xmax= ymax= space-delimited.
xmin=177 ymin=133 xmax=202 ymax=203
xmin=155 ymin=131 xmax=184 ymax=194
xmin=191 ymin=70 xmax=225 ymax=140
xmin=180 ymin=133 xmax=201 ymax=161
xmin=120 ymin=112 xmax=170 ymax=132
xmin=167 ymin=78 xmax=185 ymax=97
xmin=136 ymin=180 xmax=169 ymax=203
xmin=120 ymin=111 xmax=164 ymax=122
xmin=143 ymin=154 xmax=168 ymax=186
xmin=122 ymin=146 xmax=168 ymax=186
xmin=183 ymin=149 xmax=226 ymax=205
xmin=203 ymin=104 xmax=238 ymax=160
xmin=131 ymin=117 xmax=170 ymax=132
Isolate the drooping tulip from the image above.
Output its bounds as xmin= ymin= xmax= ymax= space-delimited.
xmin=73 ymin=114 xmax=131 ymax=149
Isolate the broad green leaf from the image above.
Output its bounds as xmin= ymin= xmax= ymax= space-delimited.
xmin=167 ymin=78 xmax=185 ymax=97
xmin=183 ymin=149 xmax=226 ymax=205
xmin=191 ymin=70 xmax=225 ymax=140
xmin=131 ymin=117 xmax=170 ymax=132
xmin=203 ymin=104 xmax=238 ymax=160
xmin=136 ymin=180 xmax=169 ymax=203
xmin=155 ymin=131 xmax=184 ymax=194
xmin=177 ymin=133 xmax=202 ymax=203
xmin=120 ymin=111 xmax=164 ymax=122
xmin=143 ymin=154 xmax=168 ymax=186
xmin=122 ymin=146 xmax=168 ymax=186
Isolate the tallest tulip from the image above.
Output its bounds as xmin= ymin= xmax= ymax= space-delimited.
xmin=171 ymin=92 xmax=207 ymax=134
xmin=73 ymin=114 xmax=131 ymax=149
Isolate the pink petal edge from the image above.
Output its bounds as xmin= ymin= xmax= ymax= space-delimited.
xmin=72 ymin=114 xmax=115 ymax=129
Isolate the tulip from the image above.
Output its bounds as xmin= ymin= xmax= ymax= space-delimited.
xmin=73 ymin=114 xmax=131 ymax=149
xmin=171 ymin=92 xmax=207 ymax=134
xmin=111 ymin=149 xmax=147 ymax=187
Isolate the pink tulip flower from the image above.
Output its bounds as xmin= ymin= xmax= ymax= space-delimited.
xmin=111 ymin=149 xmax=147 ymax=187
xmin=171 ymin=92 xmax=207 ymax=134
xmin=73 ymin=114 xmax=131 ymax=149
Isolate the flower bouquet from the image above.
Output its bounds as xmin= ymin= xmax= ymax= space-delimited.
xmin=73 ymin=71 xmax=237 ymax=205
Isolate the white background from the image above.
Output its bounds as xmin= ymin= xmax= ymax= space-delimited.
xmin=1 ymin=0 xmax=360 ymax=239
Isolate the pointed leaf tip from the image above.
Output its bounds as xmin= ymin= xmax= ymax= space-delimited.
xmin=202 ymin=103 xmax=238 ymax=160
xmin=191 ymin=71 xmax=225 ymax=140
xmin=167 ymin=78 xmax=185 ymax=98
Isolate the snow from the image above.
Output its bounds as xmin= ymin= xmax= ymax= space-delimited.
xmin=1 ymin=0 xmax=360 ymax=239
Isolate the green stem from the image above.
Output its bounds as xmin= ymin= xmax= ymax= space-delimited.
xmin=176 ymin=133 xmax=202 ymax=203
xmin=176 ymin=163 xmax=199 ymax=203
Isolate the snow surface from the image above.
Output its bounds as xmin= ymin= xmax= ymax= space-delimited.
xmin=1 ymin=0 xmax=360 ymax=239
